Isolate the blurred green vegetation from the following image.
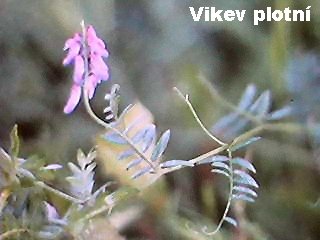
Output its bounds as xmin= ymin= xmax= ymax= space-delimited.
xmin=1 ymin=0 xmax=320 ymax=239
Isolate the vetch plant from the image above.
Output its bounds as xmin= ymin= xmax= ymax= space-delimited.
xmin=0 ymin=21 xmax=295 ymax=239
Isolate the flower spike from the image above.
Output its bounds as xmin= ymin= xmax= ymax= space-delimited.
xmin=63 ymin=23 xmax=110 ymax=114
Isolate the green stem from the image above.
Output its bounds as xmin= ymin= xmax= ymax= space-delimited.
xmin=160 ymin=145 xmax=228 ymax=176
xmin=35 ymin=181 xmax=83 ymax=204
xmin=174 ymin=87 xmax=226 ymax=146
xmin=230 ymin=122 xmax=311 ymax=148
xmin=80 ymin=21 xmax=156 ymax=172
xmin=203 ymin=149 xmax=234 ymax=235
xmin=190 ymin=145 xmax=228 ymax=165
xmin=82 ymin=204 xmax=112 ymax=222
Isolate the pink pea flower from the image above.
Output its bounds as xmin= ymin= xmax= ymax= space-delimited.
xmin=63 ymin=25 xmax=110 ymax=114
xmin=87 ymin=25 xmax=109 ymax=57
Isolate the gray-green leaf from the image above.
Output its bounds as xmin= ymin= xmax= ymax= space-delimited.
xmin=151 ymin=130 xmax=170 ymax=161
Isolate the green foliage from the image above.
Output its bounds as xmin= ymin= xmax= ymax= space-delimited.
xmin=10 ymin=125 xmax=20 ymax=159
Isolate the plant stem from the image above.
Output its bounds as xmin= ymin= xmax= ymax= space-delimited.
xmin=230 ymin=122 xmax=311 ymax=148
xmin=161 ymin=145 xmax=228 ymax=176
xmin=80 ymin=21 xmax=156 ymax=172
xmin=35 ymin=181 xmax=82 ymax=204
xmin=190 ymin=145 xmax=228 ymax=164
xmin=82 ymin=204 xmax=112 ymax=221
xmin=82 ymin=91 xmax=156 ymax=171
xmin=174 ymin=87 xmax=226 ymax=146
xmin=204 ymin=149 xmax=234 ymax=235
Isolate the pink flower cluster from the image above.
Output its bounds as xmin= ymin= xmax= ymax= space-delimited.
xmin=63 ymin=25 xmax=110 ymax=114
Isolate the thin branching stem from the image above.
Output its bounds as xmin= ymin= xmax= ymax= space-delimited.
xmin=190 ymin=145 xmax=228 ymax=165
xmin=174 ymin=87 xmax=226 ymax=146
xmin=82 ymin=204 xmax=112 ymax=222
xmin=80 ymin=21 xmax=156 ymax=172
xmin=171 ymin=121 xmax=310 ymax=234
xmin=230 ymin=122 xmax=311 ymax=148
xmin=163 ymin=122 xmax=302 ymax=174
xmin=35 ymin=181 xmax=83 ymax=204
xmin=160 ymin=145 xmax=228 ymax=175
xmin=203 ymin=149 xmax=234 ymax=235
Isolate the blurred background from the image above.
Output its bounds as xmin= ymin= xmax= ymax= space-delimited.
xmin=1 ymin=0 xmax=320 ymax=239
